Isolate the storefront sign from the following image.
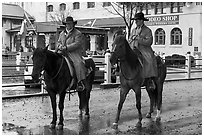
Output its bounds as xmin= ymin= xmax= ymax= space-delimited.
xmin=145 ymin=15 xmax=179 ymax=26
xmin=188 ymin=27 xmax=193 ymax=46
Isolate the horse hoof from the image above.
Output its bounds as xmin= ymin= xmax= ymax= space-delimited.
xmin=155 ymin=117 xmax=161 ymax=122
xmin=146 ymin=113 xmax=151 ymax=118
xmin=136 ymin=122 xmax=142 ymax=128
xmin=79 ymin=110 xmax=83 ymax=116
xmin=57 ymin=125 xmax=63 ymax=130
xmin=112 ymin=123 xmax=118 ymax=129
xmin=49 ymin=124 xmax=56 ymax=129
xmin=85 ymin=114 xmax=90 ymax=118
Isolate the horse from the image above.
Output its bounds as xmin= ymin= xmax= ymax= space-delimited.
xmin=110 ymin=35 xmax=167 ymax=128
xmin=31 ymin=46 xmax=95 ymax=130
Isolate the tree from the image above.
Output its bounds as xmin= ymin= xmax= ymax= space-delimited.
xmin=104 ymin=2 xmax=170 ymax=38
xmin=48 ymin=9 xmax=72 ymax=25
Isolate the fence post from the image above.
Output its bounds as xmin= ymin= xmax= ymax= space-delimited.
xmin=161 ymin=52 xmax=165 ymax=62
xmin=16 ymin=52 xmax=21 ymax=71
xmin=104 ymin=51 xmax=111 ymax=83
xmin=195 ymin=54 xmax=201 ymax=69
xmin=185 ymin=52 xmax=191 ymax=79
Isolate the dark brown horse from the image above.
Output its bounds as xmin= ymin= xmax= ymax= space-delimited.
xmin=31 ymin=46 xmax=95 ymax=130
xmin=110 ymin=35 xmax=166 ymax=128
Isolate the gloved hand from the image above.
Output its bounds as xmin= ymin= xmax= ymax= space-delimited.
xmin=56 ymin=44 xmax=67 ymax=54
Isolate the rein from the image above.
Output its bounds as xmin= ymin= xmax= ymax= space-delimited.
xmin=120 ymin=60 xmax=139 ymax=81
xmin=47 ymin=56 xmax=64 ymax=80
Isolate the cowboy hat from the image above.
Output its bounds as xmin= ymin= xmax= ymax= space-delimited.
xmin=131 ymin=12 xmax=149 ymax=21
xmin=62 ymin=16 xmax=77 ymax=25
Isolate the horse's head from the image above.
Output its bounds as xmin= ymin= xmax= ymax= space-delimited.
xmin=110 ymin=35 xmax=127 ymax=65
xmin=31 ymin=46 xmax=48 ymax=83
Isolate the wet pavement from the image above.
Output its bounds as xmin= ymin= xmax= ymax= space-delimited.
xmin=2 ymin=79 xmax=202 ymax=135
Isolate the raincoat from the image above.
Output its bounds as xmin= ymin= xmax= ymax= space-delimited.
xmin=57 ymin=28 xmax=86 ymax=82
xmin=129 ymin=24 xmax=158 ymax=78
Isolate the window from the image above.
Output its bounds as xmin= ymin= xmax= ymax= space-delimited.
xmin=49 ymin=34 xmax=56 ymax=50
xmin=171 ymin=28 xmax=182 ymax=45
xmin=196 ymin=2 xmax=202 ymax=5
xmin=143 ymin=4 xmax=151 ymax=15
xmin=13 ymin=19 xmax=21 ymax=25
xmin=25 ymin=36 xmax=33 ymax=52
xmin=59 ymin=3 xmax=66 ymax=11
xmin=73 ymin=2 xmax=80 ymax=9
xmin=170 ymin=2 xmax=184 ymax=13
xmin=155 ymin=28 xmax=165 ymax=45
xmin=47 ymin=5 xmax=53 ymax=12
xmin=155 ymin=3 xmax=166 ymax=14
xmin=87 ymin=2 xmax=95 ymax=8
xmin=103 ymin=2 xmax=111 ymax=7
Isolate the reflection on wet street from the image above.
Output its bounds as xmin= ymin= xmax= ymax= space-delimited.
xmin=2 ymin=80 xmax=202 ymax=135
xmin=2 ymin=118 xmax=164 ymax=135
xmin=2 ymin=123 xmax=78 ymax=135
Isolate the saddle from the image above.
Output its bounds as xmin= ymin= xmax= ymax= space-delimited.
xmin=63 ymin=55 xmax=93 ymax=90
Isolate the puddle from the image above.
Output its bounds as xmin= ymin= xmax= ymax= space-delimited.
xmin=2 ymin=123 xmax=78 ymax=135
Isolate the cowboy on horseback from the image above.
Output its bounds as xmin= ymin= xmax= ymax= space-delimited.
xmin=129 ymin=12 xmax=158 ymax=90
xmin=56 ymin=16 xmax=87 ymax=92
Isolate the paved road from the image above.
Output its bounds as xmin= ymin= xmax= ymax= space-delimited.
xmin=2 ymin=79 xmax=202 ymax=135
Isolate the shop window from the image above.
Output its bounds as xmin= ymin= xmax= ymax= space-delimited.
xmin=155 ymin=2 xmax=166 ymax=14
xmin=196 ymin=2 xmax=202 ymax=5
xmin=103 ymin=2 xmax=111 ymax=7
xmin=73 ymin=2 xmax=80 ymax=10
xmin=87 ymin=2 xmax=95 ymax=8
xmin=170 ymin=28 xmax=182 ymax=45
xmin=155 ymin=28 xmax=165 ymax=45
xmin=47 ymin=5 xmax=53 ymax=12
xmin=59 ymin=3 xmax=66 ymax=11
xmin=170 ymin=2 xmax=184 ymax=13
xmin=142 ymin=3 xmax=151 ymax=15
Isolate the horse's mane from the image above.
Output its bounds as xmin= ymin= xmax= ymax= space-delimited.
xmin=34 ymin=48 xmax=62 ymax=63
xmin=118 ymin=36 xmax=140 ymax=69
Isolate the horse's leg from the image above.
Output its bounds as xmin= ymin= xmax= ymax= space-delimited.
xmin=145 ymin=88 xmax=155 ymax=118
xmin=48 ymin=91 xmax=57 ymax=129
xmin=113 ymin=87 xmax=129 ymax=128
xmin=57 ymin=92 xmax=66 ymax=130
xmin=84 ymin=83 xmax=92 ymax=117
xmin=155 ymin=82 xmax=163 ymax=122
xmin=78 ymin=92 xmax=86 ymax=116
xmin=133 ymin=86 xmax=142 ymax=127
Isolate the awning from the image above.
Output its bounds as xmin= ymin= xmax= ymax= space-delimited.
xmin=77 ymin=17 xmax=126 ymax=28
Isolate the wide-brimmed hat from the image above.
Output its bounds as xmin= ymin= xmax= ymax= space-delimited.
xmin=131 ymin=12 xmax=149 ymax=21
xmin=62 ymin=16 xmax=77 ymax=25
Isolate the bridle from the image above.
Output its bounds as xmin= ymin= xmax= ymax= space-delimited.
xmin=49 ymin=57 xmax=64 ymax=80
xmin=111 ymin=44 xmax=138 ymax=81
xmin=41 ymin=54 xmax=64 ymax=80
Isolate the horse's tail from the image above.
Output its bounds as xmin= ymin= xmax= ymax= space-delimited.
xmin=153 ymin=55 xmax=167 ymax=108
xmin=78 ymin=58 xmax=95 ymax=110
xmin=85 ymin=58 xmax=95 ymax=84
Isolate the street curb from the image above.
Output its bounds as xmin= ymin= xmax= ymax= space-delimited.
xmin=2 ymin=78 xmax=202 ymax=100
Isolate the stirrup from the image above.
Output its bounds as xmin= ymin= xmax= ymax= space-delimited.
xmin=76 ymin=81 xmax=85 ymax=92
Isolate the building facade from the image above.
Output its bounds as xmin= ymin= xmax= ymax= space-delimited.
xmin=2 ymin=3 xmax=35 ymax=52
xmin=3 ymin=2 xmax=202 ymax=57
